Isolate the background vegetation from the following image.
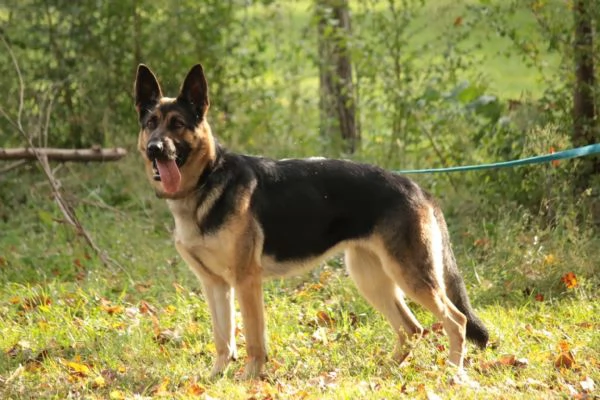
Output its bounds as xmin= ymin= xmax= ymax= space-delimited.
xmin=0 ymin=0 xmax=598 ymax=398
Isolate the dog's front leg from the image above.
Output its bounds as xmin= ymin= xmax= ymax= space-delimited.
xmin=200 ymin=278 xmax=237 ymax=379
xmin=236 ymin=272 xmax=267 ymax=379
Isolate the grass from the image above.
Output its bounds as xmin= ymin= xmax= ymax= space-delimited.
xmin=1 ymin=153 xmax=599 ymax=400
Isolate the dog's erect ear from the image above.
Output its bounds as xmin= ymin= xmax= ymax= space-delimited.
xmin=177 ymin=64 xmax=209 ymax=119
xmin=134 ymin=64 xmax=162 ymax=118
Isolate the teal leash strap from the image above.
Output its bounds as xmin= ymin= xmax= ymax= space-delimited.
xmin=394 ymin=143 xmax=600 ymax=175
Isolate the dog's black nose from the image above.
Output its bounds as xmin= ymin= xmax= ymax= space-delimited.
xmin=146 ymin=140 xmax=164 ymax=160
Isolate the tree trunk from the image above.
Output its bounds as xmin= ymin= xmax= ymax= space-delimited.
xmin=316 ymin=0 xmax=358 ymax=154
xmin=573 ymin=0 xmax=598 ymax=179
xmin=572 ymin=0 xmax=599 ymax=222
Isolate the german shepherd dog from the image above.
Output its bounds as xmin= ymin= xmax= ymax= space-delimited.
xmin=134 ymin=64 xmax=488 ymax=379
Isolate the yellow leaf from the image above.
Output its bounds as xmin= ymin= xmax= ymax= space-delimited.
xmin=543 ymin=254 xmax=556 ymax=265
xmin=64 ymin=360 xmax=91 ymax=377
xmin=164 ymin=305 xmax=177 ymax=314
xmin=101 ymin=304 xmax=124 ymax=315
xmin=319 ymin=270 xmax=332 ymax=284
xmin=109 ymin=390 xmax=125 ymax=400
xmin=152 ymin=378 xmax=171 ymax=395
xmin=186 ymin=382 xmax=206 ymax=396
xmin=93 ymin=375 xmax=106 ymax=388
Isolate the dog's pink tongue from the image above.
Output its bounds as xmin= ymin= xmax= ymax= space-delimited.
xmin=156 ymin=159 xmax=181 ymax=194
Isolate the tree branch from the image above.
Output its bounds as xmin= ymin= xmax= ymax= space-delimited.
xmin=0 ymin=147 xmax=128 ymax=161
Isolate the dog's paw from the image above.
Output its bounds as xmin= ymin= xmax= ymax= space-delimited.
xmin=209 ymin=354 xmax=235 ymax=380
xmin=240 ymin=357 xmax=266 ymax=380
xmin=449 ymin=368 xmax=480 ymax=389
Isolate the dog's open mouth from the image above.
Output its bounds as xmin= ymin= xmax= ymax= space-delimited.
xmin=152 ymin=157 xmax=182 ymax=194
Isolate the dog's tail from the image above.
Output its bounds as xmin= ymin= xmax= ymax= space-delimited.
xmin=435 ymin=210 xmax=489 ymax=349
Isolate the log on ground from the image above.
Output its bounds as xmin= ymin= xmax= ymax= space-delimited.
xmin=0 ymin=147 xmax=128 ymax=162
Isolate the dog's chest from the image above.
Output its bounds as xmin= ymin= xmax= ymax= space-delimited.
xmin=167 ymin=198 xmax=238 ymax=282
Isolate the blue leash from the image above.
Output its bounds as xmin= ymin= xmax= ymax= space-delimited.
xmin=394 ymin=143 xmax=600 ymax=175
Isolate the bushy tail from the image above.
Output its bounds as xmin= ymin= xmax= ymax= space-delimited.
xmin=436 ymin=211 xmax=489 ymax=348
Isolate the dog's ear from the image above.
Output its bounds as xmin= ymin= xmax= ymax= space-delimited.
xmin=177 ymin=64 xmax=209 ymax=119
xmin=134 ymin=64 xmax=162 ymax=119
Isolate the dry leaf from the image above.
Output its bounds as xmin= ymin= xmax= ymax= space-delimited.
xmin=63 ymin=359 xmax=91 ymax=377
xmin=561 ymin=272 xmax=578 ymax=289
xmin=151 ymin=378 xmax=171 ymax=396
xmin=554 ymin=351 xmax=576 ymax=369
xmin=535 ymin=293 xmax=544 ymax=302
xmin=185 ymin=382 xmax=206 ymax=396
xmin=164 ymin=304 xmax=177 ymax=314
xmin=139 ymin=300 xmax=156 ymax=315
xmin=453 ymin=16 xmax=463 ymax=27
xmin=109 ymin=390 xmax=125 ymax=400
xmin=316 ymin=310 xmax=334 ymax=327
xmin=92 ymin=375 xmax=106 ymax=388
xmin=430 ymin=322 xmax=444 ymax=334
xmin=154 ymin=328 xmax=182 ymax=345
xmin=580 ymin=376 xmax=595 ymax=392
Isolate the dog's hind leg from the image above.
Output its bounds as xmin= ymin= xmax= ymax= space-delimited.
xmin=345 ymin=247 xmax=424 ymax=363
xmin=378 ymin=207 xmax=468 ymax=370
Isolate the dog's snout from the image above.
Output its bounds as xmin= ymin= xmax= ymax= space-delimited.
xmin=146 ymin=140 xmax=164 ymax=160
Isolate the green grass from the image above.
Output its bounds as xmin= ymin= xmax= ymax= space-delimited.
xmin=1 ymin=155 xmax=599 ymax=399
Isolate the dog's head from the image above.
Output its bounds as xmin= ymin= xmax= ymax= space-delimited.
xmin=134 ymin=64 xmax=216 ymax=198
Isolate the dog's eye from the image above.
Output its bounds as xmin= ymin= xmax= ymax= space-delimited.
xmin=146 ymin=117 xmax=158 ymax=130
xmin=170 ymin=118 xmax=185 ymax=129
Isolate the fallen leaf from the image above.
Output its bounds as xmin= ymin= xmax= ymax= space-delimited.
xmin=185 ymin=382 xmax=206 ymax=396
xmin=63 ymin=359 xmax=91 ymax=377
xmin=316 ymin=310 xmax=334 ymax=327
xmin=101 ymin=304 xmax=124 ymax=315
xmin=92 ymin=375 xmax=106 ymax=388
xmin=109 ymin=390 xmax=125 ymax=400
xmin=308 ymin=370 xmax=340 ymax=392
xmin=22 ymin=294 xmax=51 ymax=311
xmin=139 ymin=300 xmax=156 ymax=315
xmin=164 ymin=304 xmax=177 ymax=314
xmin=135 ymin=282 xmax=152 ymax=293
xmin=151 ymin=378 xmax=171 ymax=396
xmin=319 ymin=270 xmax=332 ymax=284
xmin=311 ymin=327 xmax=329 ymax=345
xmin=575 ymin=322 xmax=594 ymax=329
xmin=580 ymin=376 xmax=595 ymax=392
xmin=453 ymin=16 xmax=463 ymax=27
xmin=535 ymin=293 xmax=544 ymax=302
xmin=431 ymin=322 xmax=444 ymax=334
xmin=479 ymin=354 xmax=528 ymax=371
xmin=558 ymin=340 xmax=570 ymax=352
xmin=561 ymin=272 xmax=578 ymax=289
xmin=554 ymin=351 xmax=576 ymax=369
xmin=154 ymin=328 xmax=182 ymax=345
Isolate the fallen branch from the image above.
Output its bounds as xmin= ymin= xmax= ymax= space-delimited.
xmin=0 ymin=159 xmax=29 ymax=175
xmin=0 ymin=147 xmax=128 ymax=162
xmin=0 ymin=33 xmax=128 ymax=277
